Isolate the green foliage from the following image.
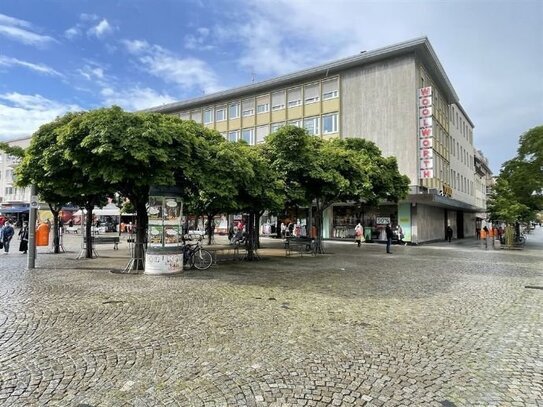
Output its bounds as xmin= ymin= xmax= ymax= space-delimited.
xmin=489 ymin=125 xmax=543 ymax=222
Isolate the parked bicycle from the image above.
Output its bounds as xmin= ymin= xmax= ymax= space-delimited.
xmin=181 ymin=237 xmax=213 ymax=270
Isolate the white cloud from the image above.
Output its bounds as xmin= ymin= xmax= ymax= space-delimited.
xmin=122 ymin=39 xmax=150 ymax=54
xmin=0 ymin=13 xmax=56 ymax=46
xmin=100 ymin=86 xmax=177 ymax=111
xmin=0 ymin=55 xmax=62 ymax=76
xmin=64 ymin=26 xmax=81 ymax=40
xmin=77 ymin=64 xmax=105 ymax=81
xmin=0 ymin=93 xmax=82 ymax=140
xmin=0 ymin=13 xmax=32 ymax=29
xmin=87 ymin=19 xmax=114 ymax=39
xmin=184 ymin=27 xmax=214 ymax=50
xmin=122 ymin=39 xmax=222 ymax=94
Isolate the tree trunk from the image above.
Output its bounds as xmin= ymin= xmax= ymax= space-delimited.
xmin=314 ymin=200 xmax=325 ymax=254
xmin=51 ymin=207 xmax=60 ymax=254
xmin=255 ymin=211 xmax=264 ymax=249
xmin=133 ymin=199 xmax=148 ymax=270
xmin=207 ymin=214 xmax=214 ymax=245
xmin=85 ymin=205 xmax=94 ymax=258
xmin=245 ymin=212 xmax=257 ymax=261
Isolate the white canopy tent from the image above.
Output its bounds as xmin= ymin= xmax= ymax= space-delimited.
xmin=73 ymin=205 xmax=120 ymax=217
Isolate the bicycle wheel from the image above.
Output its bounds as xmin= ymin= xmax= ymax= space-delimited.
xmin=193 ymin=248 xmax=213 ymax=270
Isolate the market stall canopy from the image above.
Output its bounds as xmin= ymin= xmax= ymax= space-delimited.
xmin=73 ymin=204 xmax=120 ymax=217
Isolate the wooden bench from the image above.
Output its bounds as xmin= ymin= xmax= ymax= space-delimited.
xmin=83 ymin=236 xmax=120 ymax=250
xmin=284 ymin=237 xmax=316 ymax=257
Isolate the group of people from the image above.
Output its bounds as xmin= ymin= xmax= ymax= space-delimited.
xmin=0 ymin=221 xmax=29 ymax=255
xmin=354 ymin=222 xmax=404 ymax=253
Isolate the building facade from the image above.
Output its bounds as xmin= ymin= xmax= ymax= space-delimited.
xmin=148 ymin=37 xmax=483 ymax=243
xmin=0 ymin=137 xmax=31 ymax=220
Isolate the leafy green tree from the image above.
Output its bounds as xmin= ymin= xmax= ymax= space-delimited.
xmin=186 ymin=133 xmax=253 ymax=245
xmin=264 ymin=127 xmax=409 ymax=252
xmin=489 ymin=126 xmax=543 ymax=224
xmin=16 ymin=113 xmax=114 ymax=257
xmin=58 ymin=107 xmax=201 ymax=269
xmin=236 ymin=143 xmax=285 ymax=259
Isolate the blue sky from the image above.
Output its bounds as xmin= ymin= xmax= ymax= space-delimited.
xmin=0 ymin=0 xmax=542 ymax=173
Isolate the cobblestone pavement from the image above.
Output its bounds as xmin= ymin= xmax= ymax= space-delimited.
xmin=0 ymin=228 xmax=542 ymax=406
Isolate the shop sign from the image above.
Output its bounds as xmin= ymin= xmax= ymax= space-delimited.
xmin=376 ymin=217 xmax=390 ymax=225
xmin=418 ymin=86 xmax=434 ymax=179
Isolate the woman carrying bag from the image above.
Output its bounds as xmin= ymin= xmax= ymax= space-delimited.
xmin=354 ymin=222 xmax=364 ymax=248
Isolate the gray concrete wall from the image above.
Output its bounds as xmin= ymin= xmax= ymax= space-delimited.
xmin=414 ymin=204 xmax=446 ymax=243
xmin=341 ymin=55 xmax=417 ymax=184
xmin=464 ymin=212 xmax=476 ymax=238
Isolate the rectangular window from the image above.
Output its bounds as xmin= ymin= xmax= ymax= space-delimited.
xmin=271 ymin=90 xmax=286 ymax=111
xmin=241 ymin=128 xmax=254 ymax=144
xmin=287 ymin=87 xmax=301 ymax=107
xmin=179 ymin=111 xmax=190 ymax=120
xmin=256 ymin=95 xmax=270 ymax=114
xmin=303 ymin=116 xmax=320 ymax=135
xmin=228 ymin=130 xmax=239 ymax=142
xmin=229 ymin=102 xmax=240 ymax=119
xmin=5 ymin=187 xmax=13 ymax=195
xmin=322 ymin=113 xmax=338 ymax=134
xmin=322 ymin=77 xmax=339 ymax=100
xmin=289 ymin=119 xmax=301 ymax=127
xmin=256 ymin=125 xmax=269 ymax=144
xmin=304 ymin=83 xmax=319 ymax=104
xmin=191 ymin=110 xmax=202 ymax=123
xmin=271 ymin=122 xmax=285 ymax=133
xmin=203 ymin=108 xmax=213 ymax=124
xmin=242 ymin=98 xmax=254 ymax=116
xmin=215 ymin=105 xmax=226 ymax=122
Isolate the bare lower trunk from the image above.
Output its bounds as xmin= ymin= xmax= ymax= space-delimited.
xmin=314 ymin=201 xmax=325 ymax=254
xmin=133 ymin=200 xmax=148 ymax=270
xmin=207 ymin=214 xmax=214 ymax=245
xmin=85 ymin=205 xmax=94 ymax=258
xmin=52 ymin=210 xmax=60 ymax=254
xmin=245 ymin=212 xmax=257 ymax=261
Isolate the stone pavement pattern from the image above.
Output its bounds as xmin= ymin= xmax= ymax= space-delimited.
xmin=0 ymin=229 xmax=542 ymax=406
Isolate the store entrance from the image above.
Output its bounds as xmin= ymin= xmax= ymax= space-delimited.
xmin=456 ymin=211 xmax=465 ymax=239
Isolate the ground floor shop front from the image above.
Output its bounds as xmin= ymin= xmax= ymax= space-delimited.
xmin=319 ymin=196 xmax=479 ymax=244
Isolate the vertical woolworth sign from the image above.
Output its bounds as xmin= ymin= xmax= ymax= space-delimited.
xmin=418 ymin=86 xmax=434 ymax=179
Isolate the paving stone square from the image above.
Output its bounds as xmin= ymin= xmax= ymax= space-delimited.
xmin=0 ymin=229 xmax=542 ymax=406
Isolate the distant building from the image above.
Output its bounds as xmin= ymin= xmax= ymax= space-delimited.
xmin=474 ymin=149 xmax=493 ymax=221
xmin=0 ymin=136 xmax=32 ymax=221
xmin=146 ymin=37 xmax=486 ymax=243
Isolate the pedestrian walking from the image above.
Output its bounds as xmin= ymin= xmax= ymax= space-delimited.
xmin=446 ymin=225 xmax=453 ymax=243
xmin=385 ymin=224 xmax=393 ymax=254
xmin=1 ymin=221 xmax=15 ymax=254
xmin=18 ymin=221 xmax=29 ymax=254
xmin=354 ymin=222 xmax=364 ymax=247
xmin=481 ymin=226 xmax=489 ymax=249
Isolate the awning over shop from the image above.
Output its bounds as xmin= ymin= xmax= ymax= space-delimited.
xmin=0 ymin=206 xmax=30 ymax=214
xmin=406 ymin=193 xmax=483 ymax=212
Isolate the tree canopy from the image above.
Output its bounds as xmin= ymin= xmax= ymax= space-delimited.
xmin=488 ymin=125 xmax=543 ymax=222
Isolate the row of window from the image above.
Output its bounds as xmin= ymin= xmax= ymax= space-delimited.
xmin=221 ymin=113 xmax=340 ymax=144
xmin=450 ymin=169 xmax=473 ymax=196
xmin=179 ymin=77 xmax=339 ymax=125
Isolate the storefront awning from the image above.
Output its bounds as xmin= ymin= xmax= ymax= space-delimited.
xmin=406 ymin=194 xmax=483 ymax=212
xmin=0 ymin=207 xmax=29 ymax=214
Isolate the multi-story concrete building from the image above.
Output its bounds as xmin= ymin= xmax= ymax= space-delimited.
xmin=0 ymin=136 xmax=31 ymax=213
xmin=148 ymin=36 xmax=483 ymax=243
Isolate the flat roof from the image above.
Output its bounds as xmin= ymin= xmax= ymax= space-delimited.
xmin=145 ymin=36 xmax=461 ymax=114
